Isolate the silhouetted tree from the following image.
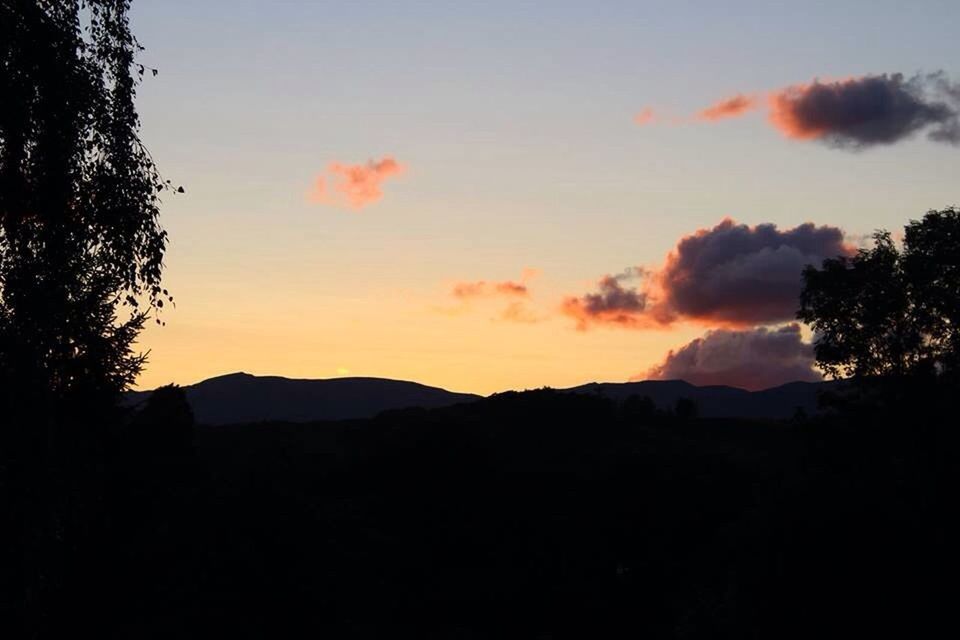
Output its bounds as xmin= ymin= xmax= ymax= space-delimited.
xmin=902 ymin=207 xmax=960 ymax=380
xmin=1 ymin=2 xmax=173 ymax=633
xmin=128 ymin=384 xmax=195 ymax=453
xmin=798 ymin=208 xmax=960 ymax=384
xmin=1 ymin=0 xmax=173 ymax=412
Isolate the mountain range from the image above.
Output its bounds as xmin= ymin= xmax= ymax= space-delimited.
xmin=128 ymin=372 xmax=837 ymax=425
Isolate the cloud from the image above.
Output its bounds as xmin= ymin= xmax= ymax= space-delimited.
xmin=452 ymin=280 xmax=529 ymax=299
xmin=652 ymin=218 xmax=852 ymax=325
xmin=308 ymin=156 xmax=404 ymax=209
xmin=697 ymin=94 xmax=759 ymax=121
xmin=445 ymin=269 xmax=543 ymax=323
xmin=683 ymin=72 xmax=960 ymax=148
xmin=564 ymin=219 xmax=852 ymax=330
xmin=768 ymin=72 xmax=960 ymax=147
xmin=641 ymin=324 xmax=821 ymax=390
xmin=451 ymin=268 xmax=539 ymax=300
xmin=633 ymin=96 xmax=760 ymax=128
xmin=561 ymin=269 xmax=652 ymax=330
xmin=634 ymin=107 xmax=657 ymax=126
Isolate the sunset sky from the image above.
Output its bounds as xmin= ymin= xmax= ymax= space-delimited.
xmin=130 ymin=0 xmax=959 ymax=394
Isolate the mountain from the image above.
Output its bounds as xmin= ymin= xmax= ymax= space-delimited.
xmin=127 ymin=372 xmax=481 ymax=425
xmin=563 ymin=379 xmax=840 ymax=419
xmin=128 ymin=373 xmax=840 ymax=425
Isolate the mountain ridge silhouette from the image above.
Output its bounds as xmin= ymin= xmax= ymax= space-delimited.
xmin=128 ymin=372 xmax=838 ymax=424
xmin=126 ymin=372 xmax=481 ymax=424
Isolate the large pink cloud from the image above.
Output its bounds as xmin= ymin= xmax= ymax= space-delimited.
xmin=767 ymin=73 xmax=960 ymax=147
xmin=642 ymin=324 xmax=821 ymax=390
xmin=683 ymin=72 xmax=960 ymax=148
xmin=564 ymin=219 xmax=853 ymax=330
xmin=308 ymin=157 xmax=404 ymax=209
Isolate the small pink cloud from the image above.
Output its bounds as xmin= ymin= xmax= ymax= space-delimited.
xmin=308 ymin=156 xmax=405 ymax=209
xmin=696 ymin=94 xmax=760 ymax=121
xmin=634 ymin=107 xmax=657 ymax=126
xmin=452 ymin=280 xmax=529 ymax=299
xmin=445 ymin=269 xmax=545 ymax=323
xmin=451 ymin=268 xmax=540 ymax=300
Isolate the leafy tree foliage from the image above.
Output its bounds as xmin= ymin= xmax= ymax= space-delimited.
xmin=798 ymin=207 xmax=960 ymax=383
xmin=902 ymin=208 xmax=960 ymax=376
xmin=1 ymin=0 xmax=173 ymax=412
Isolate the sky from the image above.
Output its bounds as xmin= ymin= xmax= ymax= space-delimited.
xmin=128 ymin=0 xmax=960 ymax=394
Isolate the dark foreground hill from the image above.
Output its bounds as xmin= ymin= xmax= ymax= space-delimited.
xmin=94 ymin=388 xmax=952 ymax=638
xmin=566 ymin=379 xmax=843 ymax=419
xmin=127 ymin=372 xmax=481 ymax=424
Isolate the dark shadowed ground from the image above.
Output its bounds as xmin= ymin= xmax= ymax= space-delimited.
xmin=97 ymin=390 xmax=951 ymax=638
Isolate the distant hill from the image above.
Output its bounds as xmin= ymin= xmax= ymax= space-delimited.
xmin=127 ymin=372 xmax=481 ymax=425
xmin=563 ymin=379 xmax=841 ymax=420
xmin=128 ymin=373 xmax=841 ymax=425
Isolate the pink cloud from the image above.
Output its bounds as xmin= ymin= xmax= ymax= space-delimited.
xmin=696 ymin=94 xmax=760 ymax=121
xmin=634 ymin=107 xmax=657 ymax=126
xmin=308 ymin=156 xmax=405 ymax=209
xmin=450 ymin=268 xmax=540 ymax=300
xmin=452 ymin=280 xmax=529 ymax=299
xmin=446 ymin=269 xmax=544 ymax=322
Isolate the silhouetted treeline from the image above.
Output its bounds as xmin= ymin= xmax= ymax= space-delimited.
xmin=61 ymin=386 xmax=951 ymax=638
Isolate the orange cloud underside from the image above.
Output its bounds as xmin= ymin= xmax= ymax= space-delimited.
xmin=767 ymin=84 xmax=831 ymax=140
xmin=559 ymin=296 xmax=665 ymax=331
